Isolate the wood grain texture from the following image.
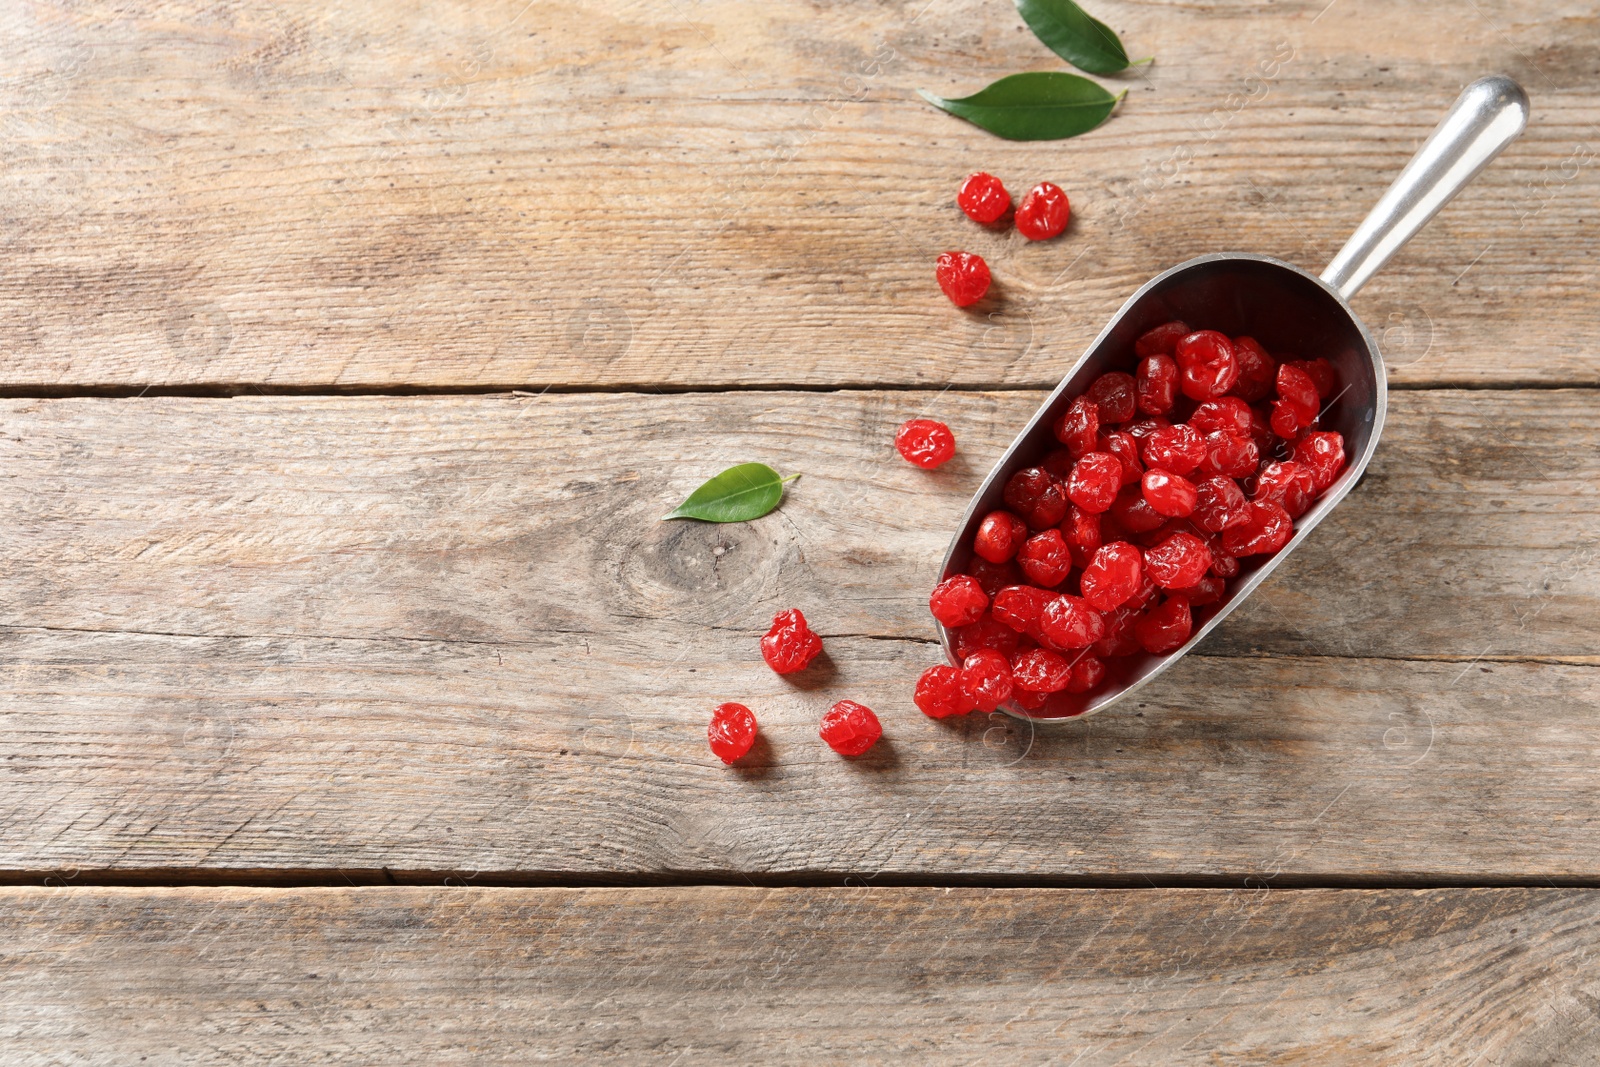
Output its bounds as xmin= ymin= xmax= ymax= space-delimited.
xmin=4 ymin=886 xmax=1599 ymax=1064
xmin=0 ymin=390 xmax=1595 ymax=877
xmin=0 ymin=0 xmax=1594 ymax=390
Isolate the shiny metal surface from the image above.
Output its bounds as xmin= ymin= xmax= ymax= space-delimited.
xmin=1322 ymin=75 xmax=1529 ymax=299
xmin=936 ymin=76 xmax=1528 ymax=722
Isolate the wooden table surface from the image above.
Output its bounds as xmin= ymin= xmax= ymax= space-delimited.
xmin=2 ymin=0 xmax=1597 ymax=1062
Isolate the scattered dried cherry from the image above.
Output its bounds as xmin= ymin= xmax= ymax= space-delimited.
xmin=957 ymin=172 xmax=1011 ymax=225
xmin=708 ymin=702 xmax=757 ymax=764
xmin=936 ymin=251 xmax=991 ymax=307
xmin=895 ymin=419 xmax=956 ymax=469
xmin=760 ymin=609 xmax=823 ymax=674
xmin=1015 ymin=182 xmax=1070 ymax=240
xmin=819 ymin=700 xmax=882 ymax=756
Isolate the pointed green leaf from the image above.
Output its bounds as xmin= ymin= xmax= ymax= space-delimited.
xmin=1015 ymin=0 xmax=1134 ymax=75
xmin=663 ymin=463 xmax=798 ymax=523
xmin=919 ymin=73 xmax=1123 ymax=141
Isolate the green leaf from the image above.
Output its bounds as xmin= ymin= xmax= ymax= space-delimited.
xmin=919 ymin=73 xmax=1124 ymax=142
xmin=663 ymin=463 xmax=799 ymax=523
xmin=1015 ymin=0 xmax=1134 ymax=75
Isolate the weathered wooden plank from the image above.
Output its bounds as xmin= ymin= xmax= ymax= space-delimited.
xmin=0 ymin=390 xmax=1596 ymax=877
xmin=3 ymin=886 xmax=1597 ymax=1064
xmin=0 ymin=390 xmax=1591 ymax=661
xmin=4 ymin=632 xmax=1599 ymax=877
xmin=0 ymin=0 xmax=1593 ymax=390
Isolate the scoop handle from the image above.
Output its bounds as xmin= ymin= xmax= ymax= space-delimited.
xmin=1321 ymin=75 xmax=1529 ymax=300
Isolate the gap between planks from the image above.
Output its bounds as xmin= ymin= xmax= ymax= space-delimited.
xmin=7 ymin=869 xmax=1600 ymax=891
xmin=0 ymin=380 xmax=1591 ymax=400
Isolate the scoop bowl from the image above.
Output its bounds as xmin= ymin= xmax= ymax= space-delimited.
xmin=935 ymin=75 xmax=1530 ymax=721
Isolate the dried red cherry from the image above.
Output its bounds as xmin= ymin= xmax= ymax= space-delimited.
xmin=1254 ymin=460 xmax=1316 ymax=519
xmin=1136 ymin=354 xmax=1179 ymax=415
xmin=1060 ymin=504 xmax=1102 ymax=567
xmin=952 ymin=614 xmax=1022 ymax=660
xmin=1064 ymin=654 xmax=1106 ymax=693
xmin=1066 ymin=452 xmax=1122 ymax=514
xmin=929 ymin=574 xmax=989 ymax=627
xmin=1229 ymin=336 xmax=1277 ymax=403
xmin=1221 ymin=501 xmax=1294 ymax=556
xmin=957 ymin=172 xmax=1011 ymax=225
xmin=967 ymin=556 xmax=1024 ymax=597
xmin=1134 ymin=595 xmax=1193 ymax=654
xmin=1292 ymin=431 xmax=1346 ymax=493
xmin=1110 ymin=483 xmax=1167 ymax=534
xmin=1004 ymin=467 xmax=1068 ymax=530
xmin=935 ymin=251 xmax=990 ymax=307
xmin=1018 ymin=529 xmax=1073 ymax=587
xmin=1286 ymin=357 xmax=1337 ymax=399
xmin=1144 ymin=532 xmax=1212 ymax=589
xmin=1015 ymin=182 xmax=1070 ymax=240
xmin=1011 ymin=648 xmax=1073 ymax=692
xmin=1080 ymin=541 xmax=1143 ymax=611
xmin=1053 ymin=396 xmax=1100 ymax=457
xmin=895 ymin=418 xmax=956 ymax=469
xmin=1038 ymin=594 xmax=1105 ymax=651
xmin=760 ymin=609 xmax=823 ymax=674
xmin=991 ymin=584 xmax=1053 ymax=635
xmin=1086 ymin=372 xmax=1137 ymax=424
xmin=1135 ymin=321 xmax=1190 ymax=358
xmin=1197 ymin=430 xmax=1258 ymax=479
xmin=960 ymin=649 xmax=1014 ymax=713
xmin=973 ymin=510 xmax=1029 ymax=564
xmin=915 ymin=664 xmax=976 ymax=719
xmin=1189 ymin=397 xmax=1253 ymax=437
xmin=1175 ymin=330 xmax=1239 ymax=401
xmin=1192 ymin=476 xmax=1252 ymax=534
xmin=1140 ymin=423 xmax=1206 ymax=476
xmin=1141 ymin=469 xmax=1198 ymax=518
xmin=708 ymin=702 xmax=757 ymax=764
xmin=1098 ymin=430 xmax=1144 ymax=485
xmin=819 ymin=700 xmax=882 ymax=756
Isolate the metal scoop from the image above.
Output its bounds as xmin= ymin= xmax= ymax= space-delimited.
xmin=937 ymin=75 xmax=1530 ymax=721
